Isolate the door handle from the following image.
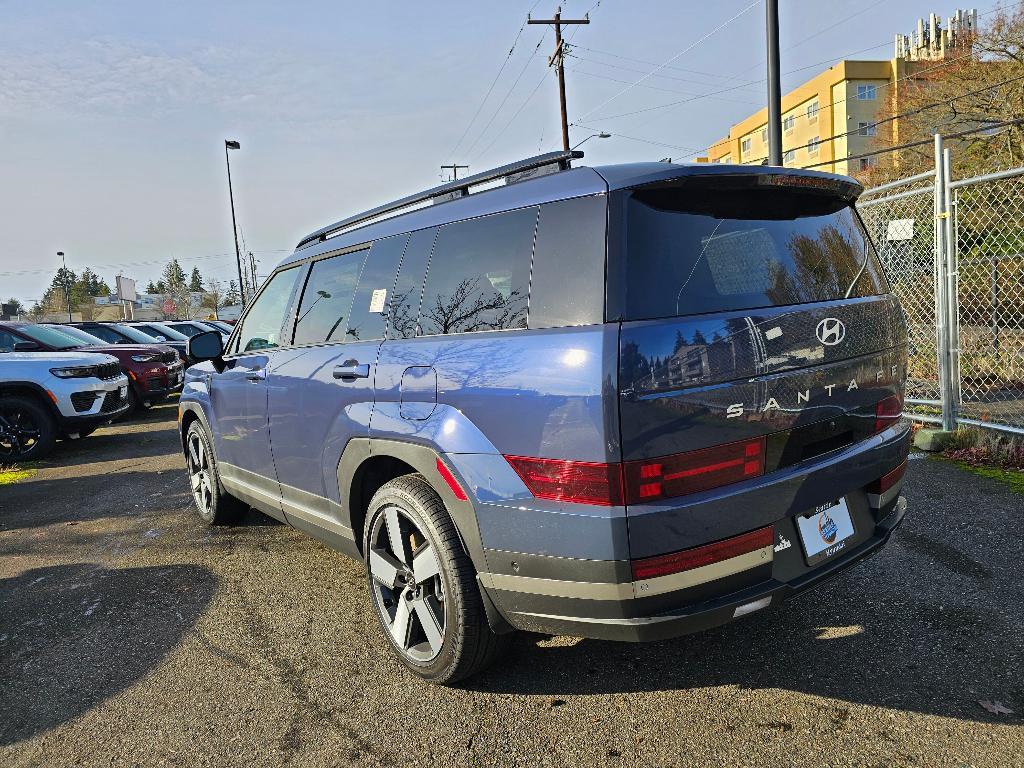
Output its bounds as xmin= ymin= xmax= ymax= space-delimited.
xmin=333 ymin=362 xmax=370 ymax=380
xmin=246 ymin=369 xmax=267 ymax=382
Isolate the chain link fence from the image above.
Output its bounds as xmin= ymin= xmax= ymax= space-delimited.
xmin=858 ymin=148 xmax=1024 ymax=435
xmin=951 ymin=170 xmax=1024 ymax=430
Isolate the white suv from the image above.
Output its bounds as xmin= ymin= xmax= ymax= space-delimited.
xmin=0 ymin=351 xmax=130 ymax=460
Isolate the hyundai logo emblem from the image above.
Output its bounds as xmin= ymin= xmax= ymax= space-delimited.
xmin=816 ymin=317 xmax=846 ymax=346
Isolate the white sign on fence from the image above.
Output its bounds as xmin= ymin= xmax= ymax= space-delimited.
xmin=886 ymin=218 xmax=915 ymax=241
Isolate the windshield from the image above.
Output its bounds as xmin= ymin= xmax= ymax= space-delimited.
xmin=135 ymin=323 xmax=188 ymax=341
xmin=44 ymin=325 xmax=107 ymax=346
xmin=109 ymin=323 xmax=164 ymax=344
xmin=167 ymin=323 xmax=205 ymax=337
xmin=18 ymin=324 xmax=86 ymax=350
xmin=617 ymin=184 xmax=887 ymax=321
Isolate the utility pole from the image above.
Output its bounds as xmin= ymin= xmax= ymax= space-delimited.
xmin=57 ymin=251 xmax=72 ymax=322
xmin=765 ymin=0 xmax=783 ymax=165
xmin=441 ymin=164 xmax=469 ymax=182
xmin=249 ymin=252 xmax=258 ymax=294
xmin=224 ymin=140 xmax=246 ymax=308
xmin=529 ymin=7 xmax=589 ymax=152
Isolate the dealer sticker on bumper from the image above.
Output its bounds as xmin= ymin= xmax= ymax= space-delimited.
xmin=119 ymin=385 xmax=128 ymax=399
xmin=796 ymin=498 xmax=855 ymax=566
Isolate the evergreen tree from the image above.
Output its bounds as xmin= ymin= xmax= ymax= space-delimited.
xmin=146 ymin=281 xmax=158 ymax=294
xmin=189 ymin=267 xmax=204 ymax=293
xmin=224 ymin=280 xmax=241 ymax=305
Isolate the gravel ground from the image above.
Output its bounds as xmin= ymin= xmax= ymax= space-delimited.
xmin=1 ymin=403 xmax=1021 ymax=767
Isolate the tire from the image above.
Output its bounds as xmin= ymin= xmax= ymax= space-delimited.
xmin=363 ymin=474 xmax=509 ymax=684
xmin=125 ymin=385 xmax=150 ymax=418
xmin=0 ymin=395 xmax=57 ymax=462
xmin=184 ymin=420 xmax=247 ymax=525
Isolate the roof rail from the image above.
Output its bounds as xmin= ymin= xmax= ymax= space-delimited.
xmin=296 ymin=150 xmax=584 ymax=249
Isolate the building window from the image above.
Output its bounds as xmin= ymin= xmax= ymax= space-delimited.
xmin=741 ymin=137 xmax=752 ymax=155
xmin=807 ymin=100 xmax=819 ymax=123
xmin=783 ymin=115 xmax=795 ymax=133
xmin=858 ymin=121 xmax=877 ymax=137
xmin=783 ymin=149 xmax=796 ymax=164
xmin=717 ymin=155 xmax=731 ymax=164
xmin=857 ymin=84 xmax=877 ymax=100
xmin=808 ymin=136 xmax=820 ymax=154
xmin=859 ymin=157 xmax=877 ymax=171
xmin=761 ymin=128 xmax=767 ymax=143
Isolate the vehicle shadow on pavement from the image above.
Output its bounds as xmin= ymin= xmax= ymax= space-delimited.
xmin=469 ymin=547 xmax=1020 ymax=724
xmin=0 ymin=562 xmax=217 ymax=746
xmin=0 ymin=470 xmax=184 ymax=533
xmin=34 ymin=427 xmax=182 ymax=470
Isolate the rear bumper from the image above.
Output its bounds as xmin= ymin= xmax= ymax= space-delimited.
xmin=487 ymin=495 xmax=905 ymax=642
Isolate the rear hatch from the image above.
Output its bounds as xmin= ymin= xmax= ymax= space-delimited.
xmin=609 ymin=172 xmax=907 ymax=555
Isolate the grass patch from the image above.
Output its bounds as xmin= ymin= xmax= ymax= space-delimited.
xmin=0 ymin=464 xmax=37 ymax=485
xmin=943 ymin=460 xmax=1024 ymax=495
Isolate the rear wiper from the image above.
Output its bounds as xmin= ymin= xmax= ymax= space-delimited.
xmin=844 ymin=237 xmax=871 ymax=299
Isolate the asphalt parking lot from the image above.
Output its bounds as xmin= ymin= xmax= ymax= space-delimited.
xmin=1 ymin=402 xmax=1022 ymax=767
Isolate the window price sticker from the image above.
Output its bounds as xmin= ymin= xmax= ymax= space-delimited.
xmin=369 ymin=289 xmax=387 ymax=314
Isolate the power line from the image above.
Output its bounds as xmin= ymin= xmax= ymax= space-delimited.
xmin=0 ymin=250 xmax=291 ymax=278
xmin=462 ymin=29 xmax=548 ymax=159
xmin=801 ymin=117 xmax=1024 ymax=170
xmin=567 ymin=51 xmax=763 ymax=92
xmin=734 ymin=73 xmax=1024 ymax=166
xmin=690 ymin=45 xmax=992 ymax=160
xmin=447 ymin=0 xmax=545 ymax=160
xmin=573 ymin=123 xmax=701 ymax=152
xmin=569 ymin=62 xmax=760 ymax=106
xmin=574 ymin=0 xmax=759 ymax=124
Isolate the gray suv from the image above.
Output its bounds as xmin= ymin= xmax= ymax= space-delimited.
xmin=179 ymin=152 xmax=910 ymax=683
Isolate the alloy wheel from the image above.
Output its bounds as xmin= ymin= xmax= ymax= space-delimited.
xmin=0 ymin=408 xmax=42 ymax=458
xmin=367 ymin=505 xmax=446 ymax=663
xmin=186 ymin=431 xmax=214 ymax=516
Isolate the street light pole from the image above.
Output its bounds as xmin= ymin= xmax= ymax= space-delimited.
xmin=57 ymin=251 xmax=72 ymax=322
xmin=570 ymin=131 xmax=611 ymax=150
xmin=224 ymin=140 xmax=246 ymax=308
xmin=765 ymin=0 xmax=783 ymax=166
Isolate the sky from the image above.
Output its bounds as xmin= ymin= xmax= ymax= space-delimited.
xmin=0 ymin=0 xmax=1006 ymax=305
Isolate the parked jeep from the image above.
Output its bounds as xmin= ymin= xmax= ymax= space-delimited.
xmin=0 ymin=351 xmax=130 ymax=460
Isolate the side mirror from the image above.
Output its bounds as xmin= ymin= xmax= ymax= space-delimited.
xmin=187 ymin=330 xmax=224 ymax=365
xmin=13 ymin=341 xmax=40 ymax=352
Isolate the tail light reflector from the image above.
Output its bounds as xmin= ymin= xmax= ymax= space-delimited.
xmin=867 ymin=459 xmax=907 ymax=494
xmin=621 ymin=437 xmax=765 ymax=504
xmin=436 ymin=458 xmax=468 ymax=501
xmin=874 ymin=394 xmax=903 ymax=433
xmin=631 ymin=527 xmax=773 ymax=581
xmin=503 ymin=455 xmax=623 ymax=506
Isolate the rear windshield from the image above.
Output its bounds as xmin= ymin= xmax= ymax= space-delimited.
xmin=618 ymin=184 xmax=886 ymax=321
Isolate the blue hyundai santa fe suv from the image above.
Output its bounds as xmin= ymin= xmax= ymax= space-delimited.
xmin=179 ymin=151 xmax=910 ymax=683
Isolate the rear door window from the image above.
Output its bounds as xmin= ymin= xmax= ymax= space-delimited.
xmin=346 ymin=235 xmax=409 ymax=342
xmin=617 ymin=183 xmax=886 ymax=321
xmin=293 ymin=249 xmax=368 ymax=345
xmin=418 ymin=208 xmax=537 ymax=336
xmin=387 ymin=228 xmax=437 ymax=340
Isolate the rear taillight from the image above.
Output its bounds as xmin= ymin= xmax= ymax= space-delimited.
xmin=506 ymin=437 xmax=766 ymax=507
xmin=867 ymin=459 xmax=907 ymax=494
xmin=503 ymin=456 xmax=624 ymax=506
xmin=874 ymin=394 xmax=903 ymax=433
xmin=621 ymin=437 xmax=765 ymax=504
xmin=630 ymin=527 xmax=773 ymax=581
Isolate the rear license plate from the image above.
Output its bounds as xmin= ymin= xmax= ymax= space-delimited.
xmin=119 ymin=385 xmax=128 ymax=399
xmin=796 ymin=498 xmax=855 ymax=565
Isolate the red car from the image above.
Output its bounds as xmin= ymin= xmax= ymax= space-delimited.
xmin=0 ymin=322 xmax=183 ymax=414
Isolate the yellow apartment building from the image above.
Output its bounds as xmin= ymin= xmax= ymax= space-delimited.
xmin=703 ymin=9 xmax=977 ymax=175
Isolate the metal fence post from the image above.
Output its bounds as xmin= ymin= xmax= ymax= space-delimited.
xmin=933 ymin=134 xmax=955 ymax=431
xmin=943 ymin=147 xmax=961 ymax=424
